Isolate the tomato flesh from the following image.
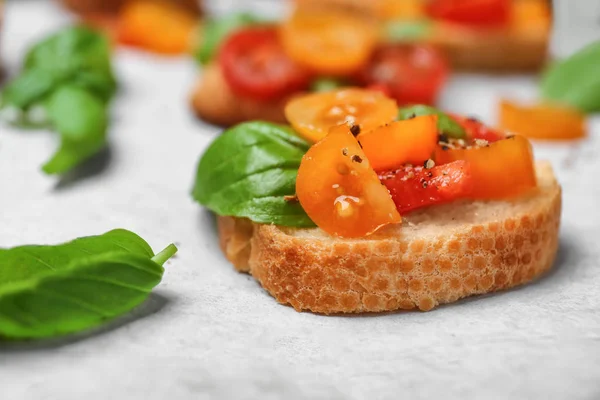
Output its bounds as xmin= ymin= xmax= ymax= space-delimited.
xmin=449 ymin=114 xmax=505 ymax=142
xmin=379 ymin=161 xmax=473 ymax=214
xmin=358 ymin=45 xmax=448 ymax=106
xmin=426 ymin=0 xmax=511 ymax=28
xmin=219 ymin=27 xmax=310 ymax=101
xmin=358 ymin=115 xmax=439 ymax=171
xmin=296 ymin=124 xmax=401 ymax=238
xmin=435 ymin=135 xmax=536 ymax=199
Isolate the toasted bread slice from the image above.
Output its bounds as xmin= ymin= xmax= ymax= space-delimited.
xmin=217 ymin=161 xmax=561 ymax=313
xmin=429 ymin=24 xmax=548 ymax=72
xmin=59 ymin=0 xmax=202 ymax=15
xmin=190 ymin=63 xmax=293 ymax=127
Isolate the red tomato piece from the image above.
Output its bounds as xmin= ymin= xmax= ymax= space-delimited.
xmin=358 ymin=44 xmax=448 ymax=106
xmin=379 ymin=160 xmax=473 ymax=214
xmin=426 ymin=0 xmax=511 ymax=28
xmin=449 ymin=114 xmax=505 ymax=142
xmin=218 ymin=27 xmax=311 ymax=101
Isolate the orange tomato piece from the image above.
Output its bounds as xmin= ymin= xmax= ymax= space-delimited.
xmin=435 ymin=135 xmax=537 ymax=199
xmin=118 ymin=0 xmax=198 ymax=55
xmin=285 ymin=88 xmax=398 ymax=142
xmin=510 ymin=0 xmax=551 ymax=33
xmin=499 ymin=99 xmax=586 ymax=141
xmin=280 ymin=9 xmax=377 ymax=76
xmin=358 ymin=115 xmax=439 ymax=171
xmin=296 ymin=124 xmax=401 ymax=238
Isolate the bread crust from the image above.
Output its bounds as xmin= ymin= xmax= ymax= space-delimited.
xmin=190 ymin=63 xmax=294 ymax=127
xmin=59 ymin=0 xmax=202 ymax=15
xmin=217 ymin=162 xmax=561 ymax=313
xmin=429 ymin=25 xmax=548 ymax=72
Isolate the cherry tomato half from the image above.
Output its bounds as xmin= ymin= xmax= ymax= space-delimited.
xmin=426 ymin=0 xmax=511 ymax=28
xmin=358 ymin=45 xmax=449 ymax=106
xmin=218 ymin=27 xmax=311 ymax=101
xmin=296 ymin=124 xmax=401 ymax=238
xmin=280 ymin=8 xmax=377 ymax=76
xmin=284 ymin=88 xmax=398 ymax=142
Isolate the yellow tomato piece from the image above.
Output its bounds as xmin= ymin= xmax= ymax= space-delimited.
xmin=285 ymin=88 xmax=398 ymax=142
xmin=296 ymin=124 xmax=401 ymax=238
xmin=280 ymin=8 xmax=377 ymax=76
xmin=358 ymin=115 xmax=439 ymax=171
xmin=436 ymin=135 xmax=537 ymax=199
xmin=377 ymin=0 xmax=425 ymax=20
xmin=499 ymin=99 xmax=586 ymax=141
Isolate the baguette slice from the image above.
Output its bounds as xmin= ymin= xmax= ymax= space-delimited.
xmin=217 ymin=161 xmax=561 ymax=313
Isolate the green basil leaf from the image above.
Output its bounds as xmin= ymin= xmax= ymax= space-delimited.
xmin=384 ymin=20 xmax=433 ymax=42
xmin=310 ymin=77 xmax=347 ymax=92
xmin=192 ymin=121 xmax=315 ymax=227
xmin=25 ymin=26 xmax=115 ymax=79
xmin=398 ymin=105 xmax=466 ymax=138
xmin=42 ymin=85 xmax=108 ymax=175
xmin=195 ymin=12 xmax=263 ymax=65
xmin=540 ymin=40 xmax=600 ymax=113
xmin=0 ymin=229 xmax=177 ymax=339
xmin=0 ymin=69 xmax=67 ymax=111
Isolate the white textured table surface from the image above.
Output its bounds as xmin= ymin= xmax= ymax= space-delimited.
xmin=1 ymin=2 xmax=600 ymax=400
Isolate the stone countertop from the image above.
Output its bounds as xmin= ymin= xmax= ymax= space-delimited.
xmin=1 ymin=2 xmax=599 ymax=400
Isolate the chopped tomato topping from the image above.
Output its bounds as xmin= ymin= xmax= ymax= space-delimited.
xmin=280 ymin=9 xmax=377 ymax=76
xmin=435 ymin=135 xmax=536 ymax=199
xmin=511 ymin=0 xmax=551 ymax=33
xmin=449 ymin=113 xmax=505 ymax=142
xmin=499 ymin=99 xmax=586 ymax=141
xmin=296 ymin=124 xmax=401 ymax=238
xmin=379 ymin=160 xmax=473 ymax=214
xmin=219 ymin=27 xmax=311 ymax=101
xmin=426 ymin=0 xmax=511 ymax=28
xmin=358 ymin=115 xmax=439 ymax=171
xmin=117 ymin=0 xmax=198 ymax=55
xmin=284 ymin=88 xmax=398 ymax=142
xmin=357 ymin=44 xmax=448 ymax=106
